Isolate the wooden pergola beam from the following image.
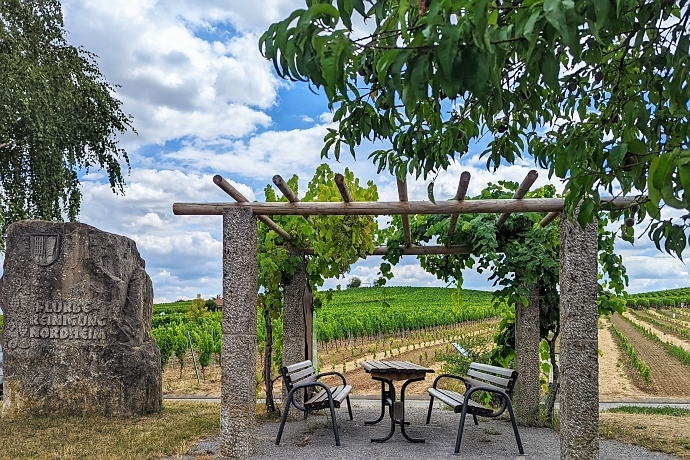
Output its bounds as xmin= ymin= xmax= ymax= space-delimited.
xmin=397 ymin=179 xmax=412 ymax=247
xmin=212 ymin=175 xmax=292 ymax=241
xmin=447 ymin=171 xmax=472 ymax=237
xmin=303 ymin=245 xmax=472 ymax=256
xmin=539 ymin=211 xmax=560 ymax=227
xmin=272 ymin=175 xmax=298 ymax=203
xmin=496 ymin=170 xmax=539 ymax=229
xmin=173 ymin=196 xmax=642 ymax=216
xmin=334 ymin=173 xmax=353 ymax=202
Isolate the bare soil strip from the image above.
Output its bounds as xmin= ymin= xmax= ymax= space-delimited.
xmin=598 ymin=319 xmax=652 ymax=401
xmin=650 ymin=309 xmax=690 ymax=328
xmin=623 ymin=311 xmax=690 ymax=352
xmin=610 ymin=314 xmax=690 ymax=397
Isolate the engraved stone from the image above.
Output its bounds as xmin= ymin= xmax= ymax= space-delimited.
xmin=0 ymin=221 xmax=162 ymax=418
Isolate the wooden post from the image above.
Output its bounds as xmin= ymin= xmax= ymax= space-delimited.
xmin=221 ymin=208 xmax=257 ymax=459
xmin=514 ymin=284 xmax=541 ymax=426
xmin=559 ymin=211 xmax=599 ymax=459
xmin=282 ymin=248 xmax=308 ymax=419
xmin=397 ymin=179 xmax=412 ymax=246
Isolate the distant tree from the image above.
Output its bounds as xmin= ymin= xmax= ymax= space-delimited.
xmin=204 ymin=298 xmax=218 ymax=312
xmin=0 ymin=0 xmax=133 ymax=249
xmin=186 ymin=294 xmax=210 ymax=321
xmin=346 ymin=276 xmax=362 ymax=289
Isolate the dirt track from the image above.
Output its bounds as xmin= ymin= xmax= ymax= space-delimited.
xmin=610 ymin=313 xmax=690 ymax=398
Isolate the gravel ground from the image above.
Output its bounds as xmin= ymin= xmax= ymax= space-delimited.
xmin=166 ymin=400 xmax=680 ymax=459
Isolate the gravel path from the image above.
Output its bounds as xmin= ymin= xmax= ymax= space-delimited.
xmin=165 ymin=400 xmax=680 ymax=459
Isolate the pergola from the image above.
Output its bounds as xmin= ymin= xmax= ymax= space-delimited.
xmin=173 ymin=170 xmax=640 ymax=460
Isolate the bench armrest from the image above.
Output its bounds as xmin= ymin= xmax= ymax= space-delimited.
xmin=315 ymin=370 xmax=348 ymax=386
xmin=287 ymin=381 xmax=334 ymax=412
xmin=463 ymin=385 xmax=511 ymax=417
xmin=431 ymin=373 xmax=468 ymax=389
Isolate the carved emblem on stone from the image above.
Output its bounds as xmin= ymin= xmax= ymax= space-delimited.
xmin=31 ymin=234 xmax=60 ymax=266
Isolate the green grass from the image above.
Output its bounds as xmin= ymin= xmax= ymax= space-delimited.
xmin=0 ymin=402 xmax=219 ymax=460
xmin=606 ymin=406 xmax=690 ymax=417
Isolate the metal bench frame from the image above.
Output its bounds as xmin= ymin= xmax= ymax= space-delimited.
xmin=276 ymin=360 xmax=353 ymax=446
xmin=426 ymin=362 xmax=524 ymax=455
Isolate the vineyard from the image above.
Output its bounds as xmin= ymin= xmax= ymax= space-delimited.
xmin=152 ymin=286 xmax=501 ymax=394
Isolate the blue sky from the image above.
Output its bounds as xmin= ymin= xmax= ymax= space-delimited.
xmin=2 ymin=0 xmax=686 ymax=303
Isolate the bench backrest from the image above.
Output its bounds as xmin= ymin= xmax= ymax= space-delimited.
xmin=467 ymin=362 xmax=518 ymax=396
xmin=281 ymin=360 xmax=317 ymax=392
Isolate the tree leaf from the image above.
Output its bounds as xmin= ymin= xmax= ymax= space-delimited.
xmin=427 ymin=180 xmax=436 ymax=204
xmin=438 ymin=24 xmax=460 ymax=79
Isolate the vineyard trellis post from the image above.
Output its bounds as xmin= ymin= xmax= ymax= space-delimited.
xmin=282 ymin=248 xmax=308 ymax=418
xmin=559 ymin=212 xmax=599 ymax=459
xmin=220 ymin=208 xmax=258 ymax=459
xmin=513 ymin=283 xmax=541 ymax=426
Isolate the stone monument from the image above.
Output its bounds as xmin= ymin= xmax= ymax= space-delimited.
xmin=0 ymin=221 xmax=162 ymax=418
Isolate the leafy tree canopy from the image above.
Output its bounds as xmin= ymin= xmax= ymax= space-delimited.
xmin=0 ymin=0 xmax=133 ymax=248
xmin=260 ymin=0 xmax=690 ymax=256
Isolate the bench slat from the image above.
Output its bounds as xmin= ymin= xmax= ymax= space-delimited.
xmin=469 ymin=363 xmax=516 ymax=379
xmin=463 ymin=377 xmax=507 ymax=395
xmin=284 ymin=360 xmax=313 ymax=374
xmin=467 ymin=369 xmax=511 ymax=389
xmin=288 ymin=367 xmax=315 ymax=384
xmin=305 ymin=385 xmax=352 ymax=409
xmin=428 ymin=388 xmax=493 ymax=415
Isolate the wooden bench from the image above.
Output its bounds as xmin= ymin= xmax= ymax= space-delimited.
xmin=275 ymin=360 xmax=353 ymax=446
xmin=426 ymin=362 xmax=524 ymax=455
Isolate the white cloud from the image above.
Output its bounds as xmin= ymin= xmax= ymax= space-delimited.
xmin=62 ymin=0 xmax=280 ymax=147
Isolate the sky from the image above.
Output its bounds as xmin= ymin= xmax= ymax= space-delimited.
xmin=3 ymin=0 xmax=688 ymax=303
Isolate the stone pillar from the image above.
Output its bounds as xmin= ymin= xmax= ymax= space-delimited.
xmin=514 ymin=283 xmax=541 ymax=426
xmin=221 ymin=208 xmax=257 ymax=459
xmin=282 ymin=248 xmax=307 ymax=417
xmin=559 ymin=212 xmax=599 ymax=459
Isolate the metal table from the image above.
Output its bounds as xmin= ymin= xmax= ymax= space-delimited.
xmin=360 ymin=360 xmax=434 ymax=443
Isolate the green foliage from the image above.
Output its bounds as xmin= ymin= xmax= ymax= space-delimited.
xmin=627 ymin=287 xmax=690 ymax=309
xmin=261 ymin=0 xmax=690 ymax=255
xmin=0 ymin=0 xmax=133 ymax=249
xmin=610 ymin=323 xmax=651 ymax=384
xmin=606 ymin=406 xmax=690 ymax=417
xmin=0 ymin=314 xmax=3 ymax=333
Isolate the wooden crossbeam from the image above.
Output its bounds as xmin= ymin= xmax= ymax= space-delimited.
xmin=334 ymin=173 xmax=353 ymax=202
xmin=303 ymin=245 xmax=472 ymax=256
xmin=397 ymin=179 xmax=412 ymax=247
xmin=447 ymin=171 xmax=471 ymax=237
xmin=539 ymin=211 xmax=560 ymax=227
xmin=174 ymin=196 xmax=642 ymax=216
xmin=212 ymin=175 xmax=292 ymax=240
xmin=495 ymin=170 xmax=539 ymax=229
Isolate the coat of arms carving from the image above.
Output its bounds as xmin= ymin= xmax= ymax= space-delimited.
xmin=31 ymin=234 xmax=60 ymax=266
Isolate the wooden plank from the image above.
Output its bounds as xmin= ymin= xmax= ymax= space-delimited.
xmin=470 ymin=363 xmax=517 ymax=378
xmin=212 ymin=174 xmax=292 ymax=240
xmin=496 ymin=170 xmax=539 ymax=229
xmin=283 ymin=360 xmax=313 ymax=373
xmin=289 ymin=367 xmax=315 ymax=383
xmin=467 ymin=369 xmax=511 ymax=388
xmin=397 ymin=179 xmax=412 ymax=247
xmin=448 ymin=171 xmax=471 ymax=237
xmin=463 ymin=377 xmax=505 ymax=394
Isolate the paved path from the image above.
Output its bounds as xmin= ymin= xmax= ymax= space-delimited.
xmin=162 ymin=398 xmax=686 ymax=459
